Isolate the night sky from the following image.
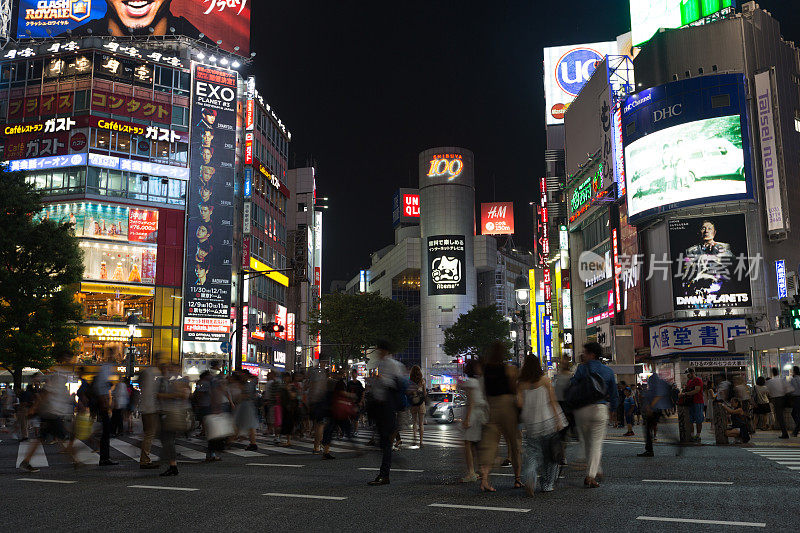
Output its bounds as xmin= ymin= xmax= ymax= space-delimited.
xmin=251 ymin=1 xmax=798 ymax=288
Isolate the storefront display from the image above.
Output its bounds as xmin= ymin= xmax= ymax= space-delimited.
xmin=79 ymin=241 xmax=157 ymax=285
xmin=77 ymin=326 xmax=152 ymax=367
xmin=38 ymin=202 xmax=159 ymax=243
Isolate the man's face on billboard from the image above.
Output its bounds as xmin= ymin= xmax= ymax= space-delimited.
xmin=700 ymin=222 xmax=716 ymax=242
xmin=107 ymin=0 xmax=172 ymax=32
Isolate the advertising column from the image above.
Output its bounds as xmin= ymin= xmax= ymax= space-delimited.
xmin=182 ymin=64 xmax=238 ymax=355
xmin=419 ymin=148 xmax=476 ymax=372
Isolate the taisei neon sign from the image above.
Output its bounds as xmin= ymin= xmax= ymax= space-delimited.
xmin=569 ymin=163 xmax=609 ymax=223
xmin=427 ymin=153 xmax=463 ymax=180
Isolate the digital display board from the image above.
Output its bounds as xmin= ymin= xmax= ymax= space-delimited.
xmin=182 ymin=64 xmax=237 ymax=345
xmin=630 ymin=0 xmax=735 ymax=47
xmin=622 ymin=74 xmax=752 ymax=222
xmin=480 ymin=202 xmax=514 ymax=235
xmin=38 ymin=201 xmax=158 ymax=243
xmin=543 ymin=41 xmax=617 ymax=125
xmin=17 ymin=0 xmax=251 ymax=55
xmin=427 ymin=235 xmax=466 ymax=296
xmin=669 ymin=214 xmax=752 ymax=310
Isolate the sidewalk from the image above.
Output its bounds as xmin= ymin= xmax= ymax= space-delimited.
xmin=609 ymin=415 xmax=800 ymax=447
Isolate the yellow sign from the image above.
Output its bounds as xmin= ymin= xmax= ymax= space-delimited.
xmin=249 ymin=258 xmax=289 ymax=287
xmin=86 ymin=326 xmax=143 ymax=342
xmin=81 ymin=282 xmax=155 ymax=296
xmin=528 ymin=269 xmax=537 ymax=356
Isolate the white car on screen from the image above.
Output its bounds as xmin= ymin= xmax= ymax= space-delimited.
xmin=679 ymin=138 xmax=744 ymax=182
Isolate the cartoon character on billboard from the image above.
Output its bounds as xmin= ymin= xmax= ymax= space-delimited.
xmin=431 ymin=256 xmax=462 ymax=284
xmin=71 ymin=1 xmax=209 ymax=40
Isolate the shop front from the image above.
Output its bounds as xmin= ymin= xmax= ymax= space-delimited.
xmin=77 ymin=324 xmax=152 ymax=367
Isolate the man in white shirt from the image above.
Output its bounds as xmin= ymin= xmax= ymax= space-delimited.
xmin=139 ymin=365 xmax=162 ymax=469
xmin=766 ymin=367 xmax=791 ymax=439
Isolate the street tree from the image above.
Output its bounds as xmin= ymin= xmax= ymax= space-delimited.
xmin=0 ymin=171 xmax=84 ymax=390
xmin=308 ymin=292 xmax=413 ymax=366
xmin=443 ymin=305 xmax=513 ymax=360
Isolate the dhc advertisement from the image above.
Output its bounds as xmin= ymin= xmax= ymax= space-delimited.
xmin=622 ymin=74 xmax=753 ymax=222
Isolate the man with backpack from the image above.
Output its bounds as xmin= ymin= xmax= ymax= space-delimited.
xmin=568 ymin=342 xmax=618 ymax=488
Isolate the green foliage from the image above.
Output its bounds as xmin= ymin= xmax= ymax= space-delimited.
xmin=0 ymin=171 xmax=83 ymax=389
xmin=308 ymin=292 xmax=413 ymax=365
xmin=443 ymin=305 xmax=513 ymax=359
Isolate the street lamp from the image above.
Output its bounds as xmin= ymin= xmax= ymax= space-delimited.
xmin=514 ymin=275 xmax=530 ymax=365
xmin=125 ymin=313 xmax=139 ymax=379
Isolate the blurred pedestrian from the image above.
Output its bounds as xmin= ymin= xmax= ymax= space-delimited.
xmin=622 ymin=388 xmax=635 ymax=436
xmin=408 ymin=365 xmax=426 ymax=449
xmin=752 ymin=376 xmax=772 ymax=431
xmin=233 ymin=371 xmax=259 ymax=451
xmin=766 ymin=367 xmax=790 ymax=438
xmin=366 ymin=340 xmax=404 ymax=486
xmin=518 ymin=356 xmax=565 ymax=496
xmin=206 ymin=360 xmax=233 ymax=461
xmin=680 ymin=368 xmax=705 ymax=443
xmin=790 ymin=366 xmax=800 ymax=437
xmin=322 ymin=379 xmax=357 ymax=459
xmin=459 ymin=359 xmax=486 ymax=482
xmin=111 ymin=378 xmax=130 ymax=437
xmin=638 ymin=372 xmax=672 ymax=458
xmin=157 ymin=359 xmax=191 ymax=476
xmin=279 ymin=372 xmax=299 ymax=447
xmin=479 ymin=341 xmax=522 ymax=492
xmin=138 ymin=364 xmax=162 ymax=469
xmin=569 ymin=342 xmax=618 ymax=488
xmin=308 ymin=365 xmax=328 ymax=453
xmin=94 ymin=364 xmax=118 ymax=466
xmin=346 ymin=369 xmax=365 ymax=435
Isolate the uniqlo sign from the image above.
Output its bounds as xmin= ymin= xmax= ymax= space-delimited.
xmin=481 ymin=202 xmax=515 ymax=235
xmin=403 ymin=194 xmax=420 ymax=218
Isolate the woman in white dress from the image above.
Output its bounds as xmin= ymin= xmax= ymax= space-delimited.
xmin=459 ymin=359 xmax=487 ymax=483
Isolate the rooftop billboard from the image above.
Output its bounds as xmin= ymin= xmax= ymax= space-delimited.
xmin=630 ymin=0 xmax=735 ymax=47
xmin=16 ymin=1 xmax=251 ymax=55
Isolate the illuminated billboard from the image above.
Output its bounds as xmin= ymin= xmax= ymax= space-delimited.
xmin=391 ymin=188 xmax=420 ymax=227
xmin=543 ymin=41 xmax=617 ymax=125
xmin=630 ymin=0 xmax=735 ymax=47
xmin=38 ymin=202 xmax=158 ymax=243
xmin=669 ymin=214 xmax=752 ymax=310
xmin=17 ymin=1 xmax=251 ymax=55
xmin=622 ymin=74 xmax=752 ymax=222
xmin=427 ymin=235 xmax=466 ymax=296
xmin=480 ymin=202 xmax=514 ymax=235
xmin=182 ymin=64 xmax=238 ymax=346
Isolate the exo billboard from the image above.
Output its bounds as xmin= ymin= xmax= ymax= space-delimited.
xmin=17 ymin=1 xmax=251 ymax=55
xmin=480 ymin=202 xmax=514 ymax=235
xmin=182 ymin=64 xmax=237 ymax=346
xmin=669 ymin=214 xmax=752 ymax=310
xmin=543 ymin=41 xmax=617 ymax=125
xmin=622 ymin=74 xmax=752 ymax=222
xmin=630 ymin=0 xmax=735 ymax=47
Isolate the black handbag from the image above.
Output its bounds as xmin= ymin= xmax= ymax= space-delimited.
xmin=548 ymin=430 xmax=565 ymax=463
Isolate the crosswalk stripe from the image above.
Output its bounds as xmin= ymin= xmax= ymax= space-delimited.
xmin=16 ymin=441 xmax=48 ymax=468
xmin=111 ymin=438 xmax=157 ymax=461
xmin=70 ymin=439 xmax=100 ymax=465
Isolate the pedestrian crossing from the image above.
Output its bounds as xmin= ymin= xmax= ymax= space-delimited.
xmin=2 ymin=424 xmax=467 ymax=469
xmin=745 ymin=447 xmax=800 ymax=473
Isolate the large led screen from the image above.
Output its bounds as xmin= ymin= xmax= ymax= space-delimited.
xmin=17 ymin=1 xmax=251 ymax=55
xmin=625 ymin=115 xmax=746 ymax=218
xmin=630 ymin=0 xmax=734 ymax=47
xmin=669 ymin=214 xmax=751 ymax=310
xmin=622 ymin=74 xmax=752 ymax=222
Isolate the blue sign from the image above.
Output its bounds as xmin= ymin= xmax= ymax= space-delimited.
xmin=5 ymin=153 xmax=87 ymax=172
xmin=556 ymin=48 xmax=604 ymax=97
xmin=244 ymin=168 xmax=253 ymax=199
xmin=543 ymin=315 xmax=553 ymax=365
xmin=88 ymin=153 xmax=190 ymax=181
xmin=220 ymin=341 xmax=232 ymax=354
xmin=776 ymin=260 xmax=788 ymax=299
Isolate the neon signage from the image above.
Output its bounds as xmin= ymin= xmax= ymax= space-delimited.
xmin=427 ymin=154 xmax=463 ymax=180
xmin=569 ymin=163 xmax=610 ymax=223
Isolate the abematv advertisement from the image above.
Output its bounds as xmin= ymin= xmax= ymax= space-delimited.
xmin=17 ymin=1 xmax=251 ymax=55
xmin=480 ymin=202 xmax=515 ymax=235
xmin=182 ymin=64 xmax=237 ymax=346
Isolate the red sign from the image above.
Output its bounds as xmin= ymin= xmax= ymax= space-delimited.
xmin=70 ymin=133 xmax=88 ymax=152
xmin=315 ymin=267 xmax=322 ymax=297
xmin=287 ymin=313 xmax=296 ymax=342
xmin=245 ymin=99 xmax=255 ymax=131
xmin=403 ymin=194 xmax=420 ymax=218
xmin=128 ymin=208 xmax=159 ymax=243
xmin=251 ymin=329 xmax=265 ymax=341
xmin=183 ymin=317 xmax=230 ymax=333
xmin=91 ymin=91 xmax=171 ymax=125
xmin=7 ymin=93 xmax=74 ymax=121
xmin=480 ymin=202 xmax=515 ymax=235
xmin=171 ymin=1 xmax=252 ymax=56
xmin=275 ymin=305 xmax=288 ymax=341
xmin=244 ymin=132 xmax=253 ymax=165
xmin=612 ymin=228 xmax=621 ymax=314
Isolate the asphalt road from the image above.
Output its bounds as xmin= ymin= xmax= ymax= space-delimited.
xmin=1 ymin=422 xmax=798 ymax=532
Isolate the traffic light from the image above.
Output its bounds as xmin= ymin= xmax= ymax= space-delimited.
xmin=791 ymin=307 xmax=800 ymax=330
xmin=265 ymin=322 xmax=285 ymax=334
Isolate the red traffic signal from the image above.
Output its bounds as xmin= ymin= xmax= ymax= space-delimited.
xmin=266 ymin=322 xmax=285 ymax=334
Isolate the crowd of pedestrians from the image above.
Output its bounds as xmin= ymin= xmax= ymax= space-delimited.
xmin=3 ymin=344 xmax=800 ymax=493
